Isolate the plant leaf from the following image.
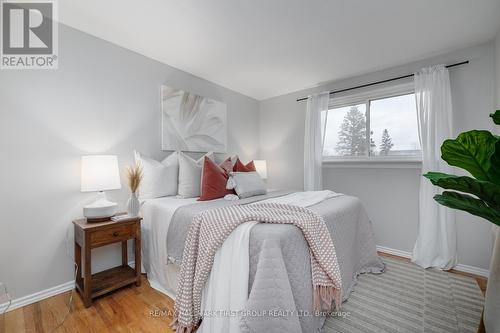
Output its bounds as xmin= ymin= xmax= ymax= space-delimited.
xmin=490 ymin=138 xmax=500 ymax=186
xmin=434 ymin=191 xmax=500 ymax=226
xmin=424 ymin=172 xmax=500 ymax=209
xmin=490 ymin=110 xmax=500 ymax=125
xmin=441 ymin=130 xmax=500 ymax=182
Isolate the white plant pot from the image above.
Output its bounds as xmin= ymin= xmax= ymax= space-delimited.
xmin=484 ymin=226 xmax=500 ymax=332
xmin=126 ymin=192 xmax=141 ymax=217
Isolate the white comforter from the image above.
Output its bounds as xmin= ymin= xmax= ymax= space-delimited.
xmin=141 ymin=196 xmax=198 ymax=298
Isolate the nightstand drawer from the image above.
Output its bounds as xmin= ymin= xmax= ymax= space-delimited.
xmin=90 ymin=224 xmax=135 ymax=247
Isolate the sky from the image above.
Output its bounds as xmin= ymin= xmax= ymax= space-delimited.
xmin=322 ymin=94 xmax=421 ymax=156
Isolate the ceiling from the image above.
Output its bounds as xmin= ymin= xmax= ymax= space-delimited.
xmin=59 ymin=0 xmax=500 ymax=100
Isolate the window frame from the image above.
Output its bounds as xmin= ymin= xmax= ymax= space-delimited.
xmin=322 ymin=82 xmax=422 ymax=166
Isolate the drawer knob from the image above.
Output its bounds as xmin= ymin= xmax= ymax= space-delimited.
xmin=113 ymin=231 xmax=119 ymax=237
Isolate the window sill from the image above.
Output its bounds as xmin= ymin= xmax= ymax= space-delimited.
xmin=322 ymin=158 xmax=422 ymax=169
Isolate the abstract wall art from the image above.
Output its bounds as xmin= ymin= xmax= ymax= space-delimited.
xmin=161 ymin=85 xmax=227 ymax=153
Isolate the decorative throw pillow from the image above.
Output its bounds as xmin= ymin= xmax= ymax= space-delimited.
xmin=228 ymin=154 xmax=239 ymax=169
xmin=233 ymin=158 xmax=256 ymax=172
xmin=178 ymin=151 xmax=214 ymax=198
xmin=134 ymin=151 xmax=178 ymax=199
xmin=226 ymin=171 xmax=267 ymax=199
xmin=199 ymin=157 xmax=233 ymax=201
xmin=220 ymin=157 xmax=233 ymax=173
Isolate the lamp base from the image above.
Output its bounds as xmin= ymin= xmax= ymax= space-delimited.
xmin=83 ymin=191 xmax=118 ymax=222
xmin=85 ymin=216 xmax=114 ymax=223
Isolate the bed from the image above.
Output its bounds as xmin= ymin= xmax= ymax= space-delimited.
xmin=141 ymin=190 xmax=384 ymax=333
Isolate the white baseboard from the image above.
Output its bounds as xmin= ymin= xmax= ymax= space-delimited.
xmin=454 ymin=264 xmax=490 ymax=278
xmin=376 ymin=245 xmax=412 ymax=259
xmin=1 ymin=261 xmax=136 ymax=313
xmin=1 ymin=280 xmax=75 ymax=313
xmin=376 ymin=245 xmax=490 ymax=278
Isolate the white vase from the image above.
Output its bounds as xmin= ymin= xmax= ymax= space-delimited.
xmin=126 ymin=192 xmax=141 ymax=217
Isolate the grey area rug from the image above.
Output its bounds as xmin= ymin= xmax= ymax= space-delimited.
xmin=324 ymin=257 xmax=484 ymax=333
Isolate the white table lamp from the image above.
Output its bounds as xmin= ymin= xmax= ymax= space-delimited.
xmin=254 ymin=160 xmax=267 ymax=180
xmin=81 ymin=155 xmax=121 ymax=221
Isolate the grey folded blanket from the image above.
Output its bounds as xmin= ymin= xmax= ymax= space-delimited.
xmin=172 ymin=203 xmax=343 ymax=333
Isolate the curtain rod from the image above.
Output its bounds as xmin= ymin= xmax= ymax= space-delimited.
xmin=296 ymin=60 xmax=469 ymax=102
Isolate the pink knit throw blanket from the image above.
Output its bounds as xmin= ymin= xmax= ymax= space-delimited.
xmin=171 ymin=203 xmax=343 ymax=333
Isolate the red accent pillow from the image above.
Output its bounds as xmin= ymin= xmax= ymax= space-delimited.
xmin=199 ymin=157 xmax=233 ymax=201
xmin=233 ymin=158 xmax=256 ymax=172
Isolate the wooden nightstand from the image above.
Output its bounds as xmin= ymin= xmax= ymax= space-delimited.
xmin=73 ymin=215 xmax=142 ymax=307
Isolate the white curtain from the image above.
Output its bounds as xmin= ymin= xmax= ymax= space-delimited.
xmin=412 ymin=64 xmax=457 ymax=270
xmin=304 ymin=92 xmax=329 ymax=191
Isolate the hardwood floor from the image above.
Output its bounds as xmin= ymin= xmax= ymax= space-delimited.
xmin=0 ymin=276 xmax=176 ymax=333
xmin=1 ymin=253 xmax=487 ymax=333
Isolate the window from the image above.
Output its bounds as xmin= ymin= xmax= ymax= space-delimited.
xmin=323 ymin=103 xmax=367 ymax=157
xmin=322 ymin=86 xmax=421 ymax=161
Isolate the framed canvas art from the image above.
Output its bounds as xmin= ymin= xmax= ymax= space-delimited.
xmin=161 ymin=85 xmax=227 ymax=153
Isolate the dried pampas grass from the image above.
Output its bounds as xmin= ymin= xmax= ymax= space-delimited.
xmin=126 ymin=163 xmax=143 ymax=194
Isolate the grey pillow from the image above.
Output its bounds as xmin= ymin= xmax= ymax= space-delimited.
xmin=178 ymin=151 xmax=214 ymax=198
xmin=226 ymin=171 xmax=267 ymax=199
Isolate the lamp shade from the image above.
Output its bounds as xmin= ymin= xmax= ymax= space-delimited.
xmin=81 ymin=155 xmax=121 ymax=192
xmin=254 ymin=160 xmax=267 ymax=179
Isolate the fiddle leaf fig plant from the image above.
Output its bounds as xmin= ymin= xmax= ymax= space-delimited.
xmin=423 ymin=110 xmax=500 ymax=227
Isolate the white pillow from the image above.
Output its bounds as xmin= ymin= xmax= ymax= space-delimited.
xmin=226 ymin=171 xmax=267 ymax=199
xmin=134 ymin=151 xmax=178 ymax=199
xmin=178 ymin=151 xmax=214 ymax=198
